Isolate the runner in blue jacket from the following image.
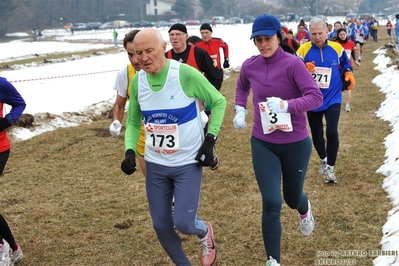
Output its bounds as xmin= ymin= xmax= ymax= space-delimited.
xmin=297 ymin=17 xmax=355 ymax=183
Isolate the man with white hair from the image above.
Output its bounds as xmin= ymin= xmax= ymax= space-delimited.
xmin=121 ymin=28 xmax=226 ymax=266
xmin=297 ymin=17 xmax=355 ymax=183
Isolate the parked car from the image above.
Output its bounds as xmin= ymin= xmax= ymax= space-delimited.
xmin=123 ymin=22 xmax=134 ymax=28
xmin=169 ymin=19 xmax=184 ymax=26
xmin=114 ymin=20 xmax=128 ymax=28
xmin=302 ymin=15 xmax=313 ymax=22
xmin=186 ymin=20 xmax=200 ymax=26
xmin=85 ymin=22 xmax=102 ymax=30
xmin=63 ymin=23 xmax=73 ymax=30
xmin=346 ymin=13 xmax=358 ymax=21
xmin=212 ymin=16 xmax=226 ymax=24
xmin=99 ymin=22 xmax=114 ymax=30
xmin=227 ymin=17 xmax=241 ymax=24
xmin=200 ymin=18 xmax=212 ymax=24
xmin=155 ymin=20 xmax=169 ymax=28
xmin=133 ymin=20 xmax=152 ymax=27
xmin=243 ymin=15 xmax=255 ymax=24
xmin=72 ymin=23 xmax=87 ymax=31
xmin=359 ymin=13 xmax=371 ymax=21
xmin=376 ymin=13 xmax=388 ymax=20
xmin=276 ymin=15 xmax=287 ymax=22
xmin=286 ymin=13 xmax=297 ymax=22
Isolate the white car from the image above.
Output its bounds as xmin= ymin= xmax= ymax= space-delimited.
xmin=212 ymin=16 xmax=226 ymax=24
xmin=99 ymin=22 xmax=114 ymax=30
xmin=72 ymin=23 xmax=87 ymax=31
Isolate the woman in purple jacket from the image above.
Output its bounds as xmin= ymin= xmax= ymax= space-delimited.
xmin=233 ymin=14 xmax=323 ymax=266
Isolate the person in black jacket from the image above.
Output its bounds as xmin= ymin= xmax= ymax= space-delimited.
xmin=165 ymin=23 xmax=223 ymax=91
xmin=281 ymin=25 xmax=299 ymax=51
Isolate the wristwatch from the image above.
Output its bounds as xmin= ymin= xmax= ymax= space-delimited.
xmin=205 ymin=133 xmax=217 ymax=143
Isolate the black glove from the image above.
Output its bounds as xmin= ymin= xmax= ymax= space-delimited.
xmin=0 ymin=118 xmax=10 ymax=132
xmin=195 ymin=134 xmax=217 ymax=167
xmin=223 ymin=59 xmax=230 ymax=68
xmin=121 ymin=149 xmax=136 ymax=175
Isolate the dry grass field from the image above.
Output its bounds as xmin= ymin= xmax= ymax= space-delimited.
xmin=1 ymin=28 xmax=397 ymax=265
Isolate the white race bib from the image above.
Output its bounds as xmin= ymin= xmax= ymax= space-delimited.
xmin=145 ymin=123 xmax=180 ymax=155
xmin=258 ymin=102 xmax=293 ymax=134
xmin=311 ymin=67 xmax=332 ymax=89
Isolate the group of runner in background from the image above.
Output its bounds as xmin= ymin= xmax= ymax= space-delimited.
xmin=105 ymin=14 xmax=399 ymax=266
xmin=281 ymin=15 xmax=392 ymax=113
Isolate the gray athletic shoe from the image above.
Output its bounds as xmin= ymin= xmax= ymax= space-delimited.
xmin=266 ymin=256 xmax=280 ymax=266
xmin=325 ymin=165 xmax=337 ymax=183
xmin=0 ymin=240 xmax=11 ymax=266
xmin=10 ymin=244 xmax=23 ymax=265
xmin=299 ymin=200 xmax=315 ymax=237
xmin=318 ymin=160 xmax=327 ymax=177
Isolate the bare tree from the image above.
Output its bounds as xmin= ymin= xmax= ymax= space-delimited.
xmin=172 ymin=0 xmax=197 ymax=20
xmin=0 ymin=0 xmax=33 ymax=36
xmin=225 ymin=0 xmax=240 ymax=17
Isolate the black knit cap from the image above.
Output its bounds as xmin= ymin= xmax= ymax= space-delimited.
xmin=168 ymin=23 xmax=187 ymax=34
xmin=200 ymin=23 xmax=213 ymax=32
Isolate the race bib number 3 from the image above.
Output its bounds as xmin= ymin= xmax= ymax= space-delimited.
xmin=311 ymin=67 xmax=332 ymax=89
xmin=145 ymin=123 xmax=180 ymax=154
xmin=258 ymin=102 xmax=293 ymax=134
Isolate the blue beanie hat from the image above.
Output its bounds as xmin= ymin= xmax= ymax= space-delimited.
xmin=250 ymin=14 xmax=282 ymax=39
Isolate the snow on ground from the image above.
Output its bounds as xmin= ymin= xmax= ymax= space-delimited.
xmin=3 ymin=18 xmax=399 ymax=265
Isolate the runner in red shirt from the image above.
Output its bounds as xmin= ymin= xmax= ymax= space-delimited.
xmin=386 ymin=20 xmax=393 ymax=37
xmin=196 ymin=23 xmax=230 ymax=73
xmin=295 ymin=23 xmax=310 ymax=45
xmin=335 ymin=28 xmax=360 ymax=112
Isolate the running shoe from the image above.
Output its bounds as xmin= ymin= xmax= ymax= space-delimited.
xmin=299 ymin=200 xmax=315 ymax=237
xmin=0 ymin=240 xmax=11 ymax=266
xmin=200 ymin=221 xmax=216 ymax=266
xmin=325 ymin=165 xmax=337 ymax=183
xmin=317 ymin=160 xmax=327 ymax=177
xmin=266 ymin=256 xmax=280 ymax=266
xmin=10 ymin=244 xmax=23 ymax=265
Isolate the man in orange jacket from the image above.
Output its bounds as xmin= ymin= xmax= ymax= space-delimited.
xmin=196 ymin=23 xmax=230 ymax=77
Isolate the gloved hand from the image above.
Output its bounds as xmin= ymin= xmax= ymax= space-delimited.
xmin=0 ymin=118 xmax=10 ymax=132
xmin=233 ymin=105 xmax=247 ymax=129
xmin=266 ymin=97 xmax=288 ymax=113
xmin=223 ymin=59 xmax=230 ymax=68
xmin=344 ymin=71 xmax=355 ymax=90
xmin=200 ymin=110 xmax=209 ymax=129
xmin=121 ymin=149 xmax=136 ymax=175
xmin=109 ymin=120 xmax=122 ymax=137
xmin=341 ymin=73 xmax=352 ymax=90
xmin=195 ymin=134 xmax=216 ymax=167
xmin=305 ymin=61 xmax=315 ymax=73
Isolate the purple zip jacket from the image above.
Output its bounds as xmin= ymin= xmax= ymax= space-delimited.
xmin=235 ymin=46 xmax=323 ymax=144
